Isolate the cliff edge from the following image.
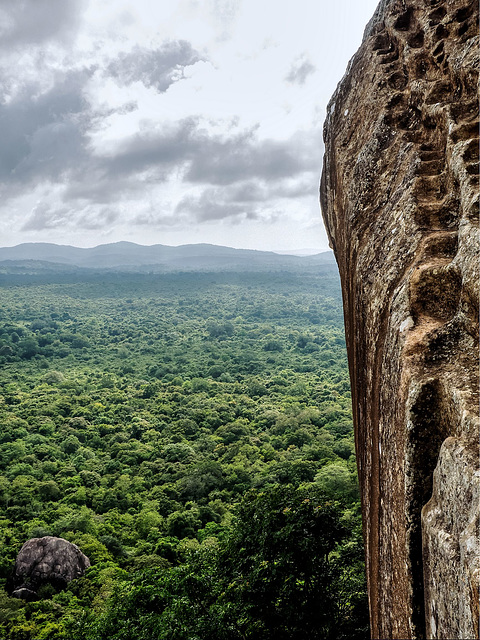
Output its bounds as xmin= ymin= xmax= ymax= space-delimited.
xmin=320 ymin=1 xmax=479 ymax=638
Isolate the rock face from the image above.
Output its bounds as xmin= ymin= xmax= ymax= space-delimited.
xmin=8 ymin=537 xmax=90 ymax=600
xmin=320 ymin=1 xmax=479 ymax=638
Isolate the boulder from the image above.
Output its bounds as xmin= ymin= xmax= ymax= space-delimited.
xmin=7 ymin=536 xmax=90 ymax=600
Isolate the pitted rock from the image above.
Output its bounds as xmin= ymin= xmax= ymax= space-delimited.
xmin=8 ymin=536 xmax=90 ymax=600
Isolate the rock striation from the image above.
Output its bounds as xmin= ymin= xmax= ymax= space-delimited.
xmin=8 ymin=536 xmax=90 ymax=600
xmin=320 ymin=0 xmax=479 ymax=638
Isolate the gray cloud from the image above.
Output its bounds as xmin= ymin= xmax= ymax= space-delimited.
xmin=132 ymin=209 xmax=179 ymax=226
xmin=276 ymin=177 xmax=318 ymax=198
xmin=0 ymin=39 xmax=205 ymax=196
xmin=0 ymin=43 xmax=320 ymax=236
xmin=222 ymin=176 xmax=317 ymax=203
xmin=227 ymin=181 xmax=268 ymax=202
xmin=103 ymin=117 xmax=202 ymax=178
xmin=174 ymin=174 xmax=317 ymax=224
xmin=0 ymin=0 xmax=84 ymax=49
xmin=21 ymin=202 xmax=70 ymax=231
xmin=107 ymin=41 xmax=205 ymax=92
xmin=0 ymin=68 xmax=96 ymax=193
xmin=176 ymin=188 xmax=259 ymax=222
xmin=63 ymin=118 xmax=320 ymax=204
xmin=77 ymin=207 xmax=119 ymax=230
xmin=185 ymin=128 xmax=319 ymax=185
xmin=285 ymin=56 xmax=316 ymax=85
xmin=22 ymin=201 xmax=118 ymax=231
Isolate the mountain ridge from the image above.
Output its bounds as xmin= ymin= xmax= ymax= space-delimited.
xmin=0 ymin=242 xmax=335 ymax=272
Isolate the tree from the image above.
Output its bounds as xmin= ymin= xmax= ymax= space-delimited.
xmin=222 ymin=485 xmax=350 ymax=639
xmin=18 ymin=337 xmax=39 ymax=359
xmin=78 ymin=487 xmax=368 ymax=640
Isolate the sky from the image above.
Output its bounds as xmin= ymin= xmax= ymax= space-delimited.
xmin=0 ymin=0 xmax=380 ymax=252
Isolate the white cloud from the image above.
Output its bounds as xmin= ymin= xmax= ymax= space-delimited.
xmin=285 ymin=55 xmax=316 ymax=85
xmin=0 ymin=0 xmax=380 ymax=251
xmin=107 ymin=41 xmax=205 ymax=92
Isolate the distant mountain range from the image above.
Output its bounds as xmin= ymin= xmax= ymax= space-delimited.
xmin=0 ymin=242 xmax=335 ymax=272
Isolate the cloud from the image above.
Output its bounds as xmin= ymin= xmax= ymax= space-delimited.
xmin=218 ymin=176 xmax=318 ymax=204
xmin=185 ymin=128 xmax=319 ymax=185
xmin=276 ymin=177 xmax=318 ymax=198
xmin=107 ymin=41 xmax=205 ymax=92
xmin=21 ymin=202 xmax=70 ymax=231
xmin=207 ymin=0 xmax=241 ymax=39
xmin=175 ymin=174 xmax=317 ymax=224
xmin=176 ymin=188 xmax=259 ymax=222
xmin=22 ymin=201 xmax=118 ymax=231
xmin=0 ymin=0 xmax=84 ymax=49
xmin=132 ymin=209 xmax=182 ymax=227
xmin=63 ymin=118 xmax=320 ymax=203
xmin=227 ymin=181 xmax=268 ymax=202
xmin=77 ymin=207 xmax=119 ymax=229
xmin=1 ymin=92 xmax=320 ymax=233
xmin=209 ymin=0 xmax=239 ymax=25
xmin=0 ymin=38 xmax=321 ymax=238
xmin=285 ymin=55 xmax=316 ymax=85
xmin=0 ymin=67 xmax=96 ymax=193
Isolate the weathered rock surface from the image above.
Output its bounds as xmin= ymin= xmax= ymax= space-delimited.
xmin=320 ymin=0 xmax=479 ymax=638
xmin=8 ymin=536 xmax=90 ymax=600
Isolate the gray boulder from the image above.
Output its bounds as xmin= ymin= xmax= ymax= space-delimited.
xmin=8 ymin=536 xmax=90 ymax=600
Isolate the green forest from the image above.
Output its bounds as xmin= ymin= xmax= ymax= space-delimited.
xmin=0 ymin=266 xmax=368 ymax=639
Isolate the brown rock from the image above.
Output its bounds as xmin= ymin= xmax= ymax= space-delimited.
xmin=320 ymin=0 xmax=479 ymax=638
xmin=8 ymin=536 xmax=90 ymax=600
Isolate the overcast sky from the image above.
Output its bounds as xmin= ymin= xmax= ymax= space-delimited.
xmin=0 ymin=0 xmax=379 ymax=252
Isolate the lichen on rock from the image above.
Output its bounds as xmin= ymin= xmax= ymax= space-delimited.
xmin=320 ymin=0 xmax=479 ymax=637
